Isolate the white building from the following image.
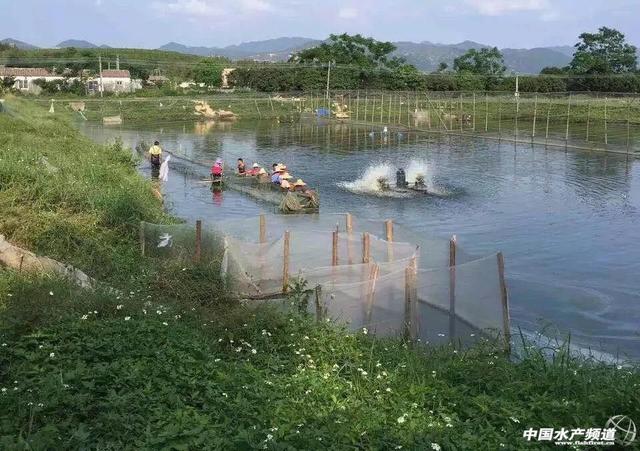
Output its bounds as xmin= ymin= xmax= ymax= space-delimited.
xmin=88 ymin=69 xmax=142 ymax=94
xmin=0 ymin=67 xmax=66 ymax=94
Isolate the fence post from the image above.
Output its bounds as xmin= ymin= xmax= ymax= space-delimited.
xmin=362 ymin=232 xmax=370 ymax=263
xmin=604 ymin=97 xmax=608 ymax=147
xmin=545 ymin=98 xmax=551 ymax=143
xmin=345 ymin=213 xmax=353 ymax=234
xmin=365 ymin=264 xmax=380 ymax=324
xmin=385 ymin=220 xmax=394 ymax=242
xmin=626 ymin=99 xmax=631 ymax=153
xmin=586 ymin=101 xmax=591 ymax=142
xmin=356 ymin=90 xmax=360 ymax=121
xmin=194 ymin=219 xmax=202 ymax=263
xmin=282 ymin=230 xmax=290 ymax=293
xmin=371 ymin=96 xmax=376 ymax=123
xmin=139 ymin=222 xmax=145 ymax=256
xmin=484 ymin=93 xmax=489 ymax=132
xmin=459 ymin=93 xmax=464 ymax=132
xmin=472 ymin=92 xmax=476 ymax=131
xmin=387 ymin=93 xmax=392 ymax=124
xmin=380 ymin=93 xmax=384 ymax=124
xmin=314 ymin=285 xmax=323 ymax=322
xmin=259 ymin=214 xmax=266 ymax=243
xmin=449 ymin=235 xmax=457 ymax=341
xmin=363 ymin=93 xmax=368 ymax=123
xmin=332 ymin=229 xmax=339 ymax=266
xmin=532 ymin=94 xmax=538 ymax=141
xmin=449 ymin=98 xmax=454 ymax=130
xmin=498 ymin=96 xmax=502 ymax=139
xmin=565 ymin=94 xmax=571 ymax=145
xmin=404 ymin=256 xmax=417 ymax=341
xmin=497 ymin=252 xmax=511 ymax=354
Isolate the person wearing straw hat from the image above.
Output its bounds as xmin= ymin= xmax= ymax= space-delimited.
xmin=271 ymin=164 xmax=282 ymax=184
xmin=292 ymin=179 xmax=307 ymax=192
xmin=280 ymin=179 xmax=291 ymax=190
xmin=247 ymin=162 xmax=261 ymax=176
xmin=257 ymin=167 xmax=269 ymax=182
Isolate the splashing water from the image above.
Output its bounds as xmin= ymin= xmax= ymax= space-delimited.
xmin=337 ymin=162 xmax=409 ymax=197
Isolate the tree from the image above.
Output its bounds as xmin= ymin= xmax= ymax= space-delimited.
xmin=540 ymin=66 xmax=567 ymax=75
xmin=453 ymin=47 xmax=506 ymax=76
xmin=434 ymin=62 xmax=449 ymax=73
xmin=192 ymin=59 xmax=224 ymax=87
xmin=569 ymin=27 xmax=637 ymax=74
xmin=289 ymin=33 xmax=407 ymax=70
xmin=0 ymin=76 xmax=16 ymax=93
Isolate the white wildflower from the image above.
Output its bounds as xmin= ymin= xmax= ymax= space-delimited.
xmin=162 ymin=322 xmax=168 ymax=326
xmin=116 ymin=304 xmax=123 ymax=310
xmin=124 ymin=316 xmax=131 ymax=321
xmin=251 ymin=349 xmax=257 ymax=354
xmin=431 ymin=444 xmax=441 ymax=451
xmin=397 ymin=415 xmax=406 ymax=424
xmin=49 ymin=352 xmax=55 ymax=358
xmin=49 ymin=291 xmax=54 ymax=296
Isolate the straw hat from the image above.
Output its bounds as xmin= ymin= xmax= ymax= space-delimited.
xmin=252 ymin=163 xmax=260 ymax=168
xmin=215 ymin=158 xmax=222 ymax=165
xmin=278 ymin=165 xmax=287 ymax=172
xmin=293 ymin=179 xmax=306 ymax=187
xmin=258 ymin=168 xmax=267 ymax=175
xmin=281 ymin=172 xmax=292 ymax=180
xmin=280 ymin=179 xmax=291 ymax=189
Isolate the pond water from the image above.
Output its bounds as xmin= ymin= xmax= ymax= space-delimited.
xmin=81 ymin=119 xmax=640 ymax=359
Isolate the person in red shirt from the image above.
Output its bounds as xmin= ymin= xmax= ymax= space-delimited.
xmin=211 ymin=158 xmax=223 ymax=182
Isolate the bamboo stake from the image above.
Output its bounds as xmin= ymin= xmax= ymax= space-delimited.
xmin=363 ymin=93 xmax=368 ymax=123
xmin=498 ymin=96 xmax=502 ymax=139
xmin=254 ymin=99 xmax=261 ymax=119
xmin=626 ymin=100 xmax=631 ymax=153
xmin=484 ymin=93 xmax=489 ymax=132
xmin=604 ymin=97 xmax=608 ymax=146
xmin=449 ymin=235 xmax=457 ymax=341
xmin=385 ymin=220 xmax=393 ymax=242
xmin=332 ymin=229 xmax=339 ymax=266
xmin=380 ymin=93 xmax=384 ymax=123
xmin=371 ymin=96 xmax=376 ymax=123
xmin=565 ymin=94 xmax=571 ymax=144
xmin=449 ymin=99 xmax=454 ymax=130
xmin=139 ymin=222 xmax=145 ymax=256
xmin=532 ymin=94 xmax=538 ymax=140
xmin=586 ymin=101 xmax=591 ymax=141
xmin=269 ymin=95 xmax=274 ymax=112
xmin=345 ymin=213 xmax=353 ymax=234
xmin=362 ymin=232 xmax=371 ymax=263
xmin=365 ymin=263 xmax=380 ymax=324
xmin=194 ymin=219 xmax=202 ymax=263
xmin=497 ymin=252 xmax=511 ymax=354
xmin=514 ymin=93 xmax=519 ymax=141
xmin=356 ymin=90 xmax=360 ymax=121
xmin=545 ymin=99 xmax=551 ymax=142
xmin=472 ymin=92 xmax=476 ymax=131
xmin=259 ymin=214 xmax=266 ymax=243
xmin=404 ymin=256 xmax=417 ymax=341
xmin=282 ymin=230 xmax=290 ymax=293
xmin=408 ymin=92 xmax=411 ymax=127
xmin=388 ymin=93 xmax=392 ymax=123
xmin=459 ymin=93 xmax=463 ymax=132
xmin=314 ymin=285 xmax=323 ymax=321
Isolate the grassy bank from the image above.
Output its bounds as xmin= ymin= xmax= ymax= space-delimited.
xmin=1 ymin=98 xmax=639 ymax=449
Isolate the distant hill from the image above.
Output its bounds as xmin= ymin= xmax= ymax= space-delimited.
xmin=56 ymin=39 xmax=99 ymax=48
xmin=159 ymin=37 xmax=321 ymax=60
xmin=0 ymin=38 xmax=38 ymax=50
xmin=160 ymin=37 xmax=574 ymax=73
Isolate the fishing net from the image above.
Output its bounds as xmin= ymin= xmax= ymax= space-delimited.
xmin=141 ymin=214 xmax=509 ymax=346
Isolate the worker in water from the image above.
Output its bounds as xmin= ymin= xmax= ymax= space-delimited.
xmin=247 ymin=162 xmax=261 ymax=176
xmin=257 ymin=167 xmax=269 ymax=182
xmin=396 ymin=168 xmax=408 ymax=188
xmin=271 ymin=164 xmax=282 ymax=184
xmin=149 ymin=141 xmax=162 ymax=169
xmin=211 ymin=158 xmax=223 ymax=182
xmin=237 ymin=158 xmax=246 ymax=175
xmin=272 ymin=163 xmax=279 ymax=175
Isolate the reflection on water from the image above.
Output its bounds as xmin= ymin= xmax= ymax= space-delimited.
xmin=80 ymin=119 xmax=640 ymax=359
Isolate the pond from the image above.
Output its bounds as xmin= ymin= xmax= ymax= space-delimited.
xmin=81 ymin=119 xmax=640 ymax=359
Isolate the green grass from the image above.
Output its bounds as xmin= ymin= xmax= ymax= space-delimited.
xmin=1 ymin=96 xmax=639 ymax=450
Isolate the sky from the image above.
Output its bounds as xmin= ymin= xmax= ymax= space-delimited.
xmin=2 ymin=0 xmax=639 ymax=49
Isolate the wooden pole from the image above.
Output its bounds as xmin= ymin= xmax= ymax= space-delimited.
xmin=362 ymin=232 xmax=370 ymax=263
xmin=388 ymin=93 xmax=392 ymax=123
xmin=365 ymin=263 xmax=380 ymax=324
xmin=497 ymin=96 xmax=502 ymax=139
xmin=380 ymin=93 xmax=384 ymax=123
xmin=586 ymin=101 xmax=591 ymax=141
xmin=459 ymin=93 xmax=463 ymax=132
xmin=497 ymin=252 xmax=511 ymax=354
xmin=259 ymin=214 xmax=266 ymax=243
xmin=385 ymin=220 xmax=393 ymax=242
xmin=139 ymin=222 xmax=145 ymax=256
xmin=314 ymin=285 xmax=323 ymax=321
xmin=532 ymin=94 xmax=538 ymax=140
xmin=364 ymin=93 xmax=368 ymax=123
xmin=449 ymin=235 xmax=457 ymax=341
xmin=371 ymin=96 xmax=376 ymax=123
xmin=565 ymin=94 xmax=571 ymax=144
xmin=472 ymin=92 xmax=476 ymax=131
xmin=254 ymin=99 xmax=261 ymax=119
xmin=514 ymin=94 xmax=519 ymax=141
xmin=355 ymin=90 xmax=360 ymax=121
xmin=484 ymin=93 xmax=489 ymax=132
xmin=626 ymin=100 xmax=631 ymax=153
xmin=194 ymin=219 xmax=202 ymax=262
xmin=604 ymin=97 xmax=608 ymax=146
xmin=545 ymin=98 xmax=551 ymax=142
xmin=282 ymin=230 xmax=290 ymax=293
xmin=332 ymin=229 xmax=339 ymax=266
xmin=404 ymin=256 xmax=417 ymax=341
xmin=345 ymin=213 xmax=353 ymax=234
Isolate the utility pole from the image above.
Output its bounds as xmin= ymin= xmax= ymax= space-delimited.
xmin=98 ymin=55 xmax=104 ymax=98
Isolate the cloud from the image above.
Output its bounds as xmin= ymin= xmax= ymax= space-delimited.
xmin=338 ymin=6 xmax=358 ymax=19
xmin=241 ymin=0 xmax=273 ymax=12
xmin=156 ymin=0 xmax=224 ymax=18
xmin=463 ymin=0 xmax=550 ymax=16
